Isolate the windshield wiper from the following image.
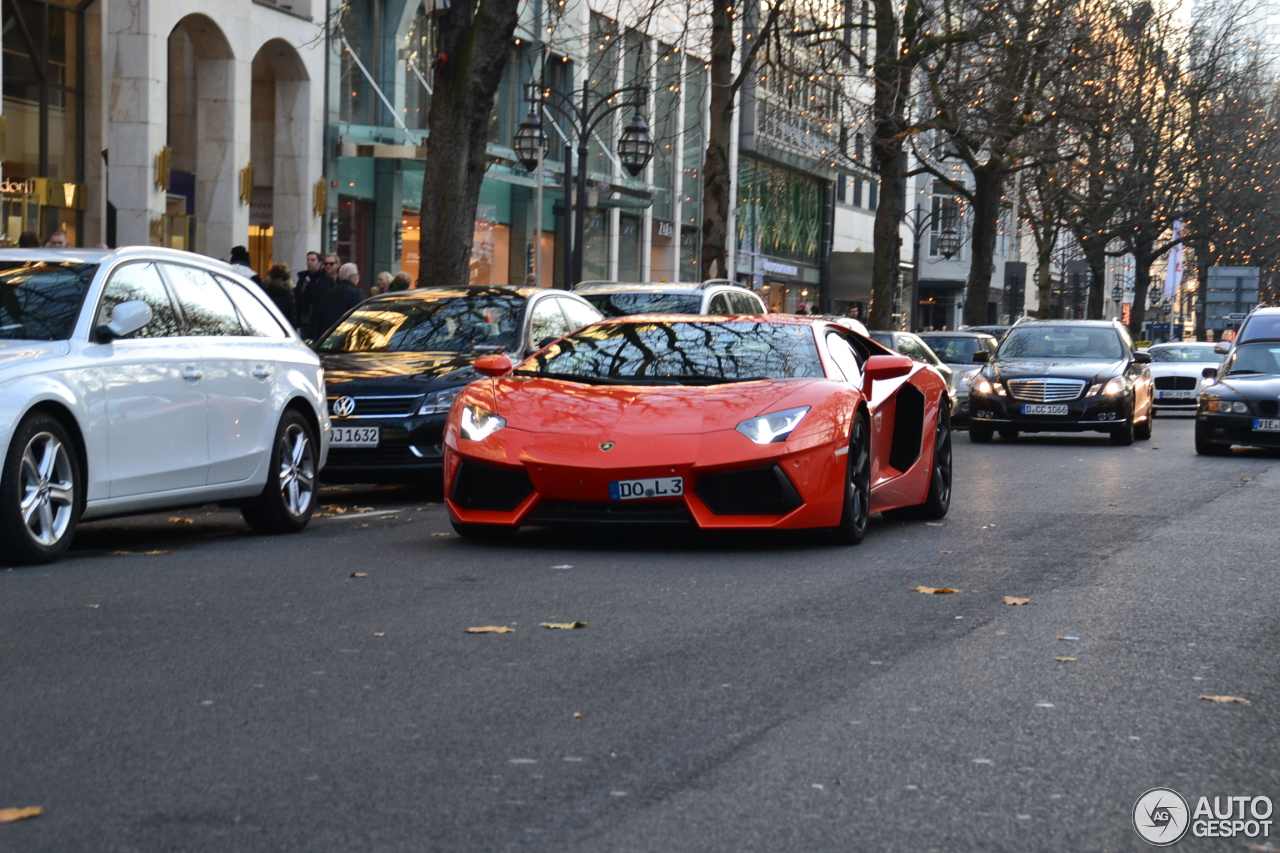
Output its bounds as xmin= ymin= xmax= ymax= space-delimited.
xmin=1226 ymin=368 xmax=1265 ymax=375
xmin=511 ymin=369 xmax=681 ymax=386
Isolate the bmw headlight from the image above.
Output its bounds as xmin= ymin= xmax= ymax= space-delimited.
xmin=1086 ymin=377 xmax=1126 ymax=397
xmin=459 ymin=404 xmax=506 ymax=440
xmin=736 ymin=406 xmax=810 ymax=444
xmin=1207 ymin=399 xmax=1249 ymax=414
xmin=419 ymin=386 xmax=463 ymax=415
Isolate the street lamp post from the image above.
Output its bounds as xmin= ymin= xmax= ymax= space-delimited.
xmin=1111 ymin=283 xmax=1123 ymax=320
xmin=902 ymin=203 xmax=960 ymax=331
xmin=514 ymin=82 xmax=653 ymax=288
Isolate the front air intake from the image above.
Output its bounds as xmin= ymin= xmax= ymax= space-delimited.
xmin=696 ymin=465 xmax=803 ymax=515
xmin=450 ymin=461 xmax=533 ymax=511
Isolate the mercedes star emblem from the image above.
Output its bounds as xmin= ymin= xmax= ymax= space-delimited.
xmin=332 ymin=396 xmax=356 ymax=418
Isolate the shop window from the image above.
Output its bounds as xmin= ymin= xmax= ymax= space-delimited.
xmin=402 ymin=4 xmax=436 ymax=130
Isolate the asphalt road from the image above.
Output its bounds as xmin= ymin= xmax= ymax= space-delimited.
xmin=3 ymin=415 xmax=1280 ymax=852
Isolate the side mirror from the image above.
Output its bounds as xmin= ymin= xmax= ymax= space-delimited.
xmin=1133 ymin=351 xmax=1152 ymax=364
xmin=94 ymin=300 xmax=153 ymax=343
xmin=1202 ymin=366 xmax=1218 ymax=380
xmin=1214 ymin=342 xmax=1230 ymax=355
xmin=474 ymin=354 xmax=513 ymax=377
xmin=864 ymin=354 xmax=913 ymax=384
xmin=973 ymin=351 xmax=990 ymax=363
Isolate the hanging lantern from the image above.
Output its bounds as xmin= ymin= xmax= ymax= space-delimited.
xmin=617 ymin=111 xmax=654 ymax=178
xmin=513 ymin=110 xmax=546 ymax=172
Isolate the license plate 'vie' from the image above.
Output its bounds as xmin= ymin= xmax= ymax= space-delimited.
xmin=609 ymin=477 xmax=684 ymax=500
xmin=331 ymin=426 xmax=380 ymax=447
xmin=1022 ymin=403 xmax=1069 ymax=415
xmin=1254 ymin=419 xmax=1280 ymax=432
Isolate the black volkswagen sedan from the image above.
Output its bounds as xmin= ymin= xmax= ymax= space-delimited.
xmin=1195 ymin=339 xmax=1280 ymax=454
xmin=315 ymin=286 xmax=602 ymax=483
xmin=967 ymin=320 xmax=1154 ymax=445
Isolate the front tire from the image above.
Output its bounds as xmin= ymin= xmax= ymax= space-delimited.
xmin=242 ymin=410 xmax=318 ymax=534
xmin=1135 ymin=413 xmax=1153 ymax=440
xmin=1195 ymin=420 xmax=1230 ymax=455
xmin=1110 ymin=417 xmax=1135 ymax=446
xmin=884 ymin=405 xmax=952 ymax=521
xmin=0 ymin=414 xmax=81 ymax=565
xmin=829 ymin=411 xmax=871 ymax=544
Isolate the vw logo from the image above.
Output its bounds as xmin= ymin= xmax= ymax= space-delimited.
xmin=332 ymin=396 xmax=356 ymax=418
xmin=600 ymin=441 xmax=615 ymax=451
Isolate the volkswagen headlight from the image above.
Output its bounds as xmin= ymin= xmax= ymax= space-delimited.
xmin=735 ymin=407 xmax=810 ymax=444
xmin=459 ymin=404 xmax=506 ymax=440
xmin=419 ymin=386 xmax=463 ymax=415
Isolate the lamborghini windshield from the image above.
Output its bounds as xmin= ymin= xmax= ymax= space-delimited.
xmin=520 ymin=320 xmax=823 ymax=384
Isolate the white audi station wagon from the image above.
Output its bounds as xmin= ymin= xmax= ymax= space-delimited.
xmin=0 ymin=247 xmax=330 ymax=564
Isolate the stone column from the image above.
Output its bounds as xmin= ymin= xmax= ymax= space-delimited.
xmin=108 ymin=0 xmax=167 ymax=248
xmin=272 ymin=74 xmax=315 ymax=274
xmin=195 ymin=53 xmax=247 ymax=261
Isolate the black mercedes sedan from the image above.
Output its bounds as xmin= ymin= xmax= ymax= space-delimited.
xmin=315 ymin=286 xmax=602 ymax=483
xmin=1195 ymin=339 xmax=1280 ymax=454
xmin=967 ymin=319 xmax=1154 ymax=445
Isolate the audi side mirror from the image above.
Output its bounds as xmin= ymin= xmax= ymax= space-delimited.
xmin=1214 ymin=342 xmax=1230 ymax=355
xmin=1202 ymin=366 xmax=1218 ymax=380
xmin=1133 ymin=351 xmax=1152 ymax=364
xmin=973 ymin=351 xmax=990 ymax=363
xmin=474 ymin=354 xmax=514 ymax=377
xmin=94 ymin=300 xmax=152 ymax=343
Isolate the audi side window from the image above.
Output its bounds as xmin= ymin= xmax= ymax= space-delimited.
xmin=162 ymin=264 xmax=244 ymax=336
xmin=708 ymin=293 xmax=732 ymax=314
xmin=826 ymin=333 xmax=864 ymax=383
xmin=218 ymin=276 xmax=289 ymax=338
xmin=558 ymin=297 xmax=602 ymax=332
xmin=96 ymin=263 xmax=181 ymax=339
xmin=529 ymin=296 xmax=571 ymax=345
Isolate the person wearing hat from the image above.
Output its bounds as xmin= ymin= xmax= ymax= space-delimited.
xmin=229 ymin=246 xmax=262 ymax=285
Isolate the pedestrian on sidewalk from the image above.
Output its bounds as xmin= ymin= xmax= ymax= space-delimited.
xmin=261 ymin=263 xmax=297 ymax=325
xmin=311 ymin=262 xmax=365 ymax=338
xmin=229 ymin=245 xmax=262 ymax=285
xmin=297 ymin=252 xmax=337 ymax=340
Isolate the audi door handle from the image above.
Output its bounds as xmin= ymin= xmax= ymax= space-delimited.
xmin=181 ymin=366 xmax=204 ymax=381
xmin=252 ymin=365 xmax=272 ymax=379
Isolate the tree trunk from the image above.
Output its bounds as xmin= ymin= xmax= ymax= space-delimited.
xmin=1192 ymin=243 xmax=1211 ymax=341
xmin=700 ymin=2 xmax=735 ymax=281
xmin=417 ymin=0 xmax=522 ymax=289
xmin=1127 ymin=247 xmax=1154 ymax=341
xmin=1036 ymin=253 xmax=1053 ymax=319
xmin=962 ymin=163 xmax=1006 ymax=327
xmin=1087 ymin=256 xmax=1106 ymax=320
xmin=869 ymin=144 xmax=904 ymax=330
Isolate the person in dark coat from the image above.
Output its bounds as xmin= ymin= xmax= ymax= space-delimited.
xmin=261 ymin=263 xmax=297 ymax=326
xmin=310 ymin=263 xmax=364 ymax=339
xmin=296 ymin=252 xmax=336 ymax=340
xmin=229 ymin=245 xmax=262 ymax=285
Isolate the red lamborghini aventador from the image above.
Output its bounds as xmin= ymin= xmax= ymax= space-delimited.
xmin=441 ymin=316 xmax=951 ymax=543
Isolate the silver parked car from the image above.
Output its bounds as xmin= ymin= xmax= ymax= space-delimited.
xmin=0 ymin=247 xmax=330 ymax=564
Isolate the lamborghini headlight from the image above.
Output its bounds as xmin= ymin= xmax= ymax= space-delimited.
xmin=459 ymin=404 xmax=506 ymax=440
xmin=735 ymin=406 xmax=810 ymax=444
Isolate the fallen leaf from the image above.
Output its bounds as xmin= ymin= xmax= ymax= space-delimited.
xmin=379 ymin=515 xmax=398 ymax=520
xmin=432 ymin=532 xmax=452 ymax=537
xmin=107 ymin=549 xmax=172 ymax=556
xmin=0 ymin=807 xmax=42 ymax=823
xmin=168 ymin=517 xmax=194 ymax=524
xmin=373 ymin=632 xmax=385 ymax=637
xmin=1003 ymin=596 xmax=1031 ymax=606
xmin=354 ymin=506 xmax=374 ymax=513
xmin=359 ymin=523 xmax=369 ymax=528
xmin=1199 ymin=694 xmax=1251 ymax=705
xmin=1055 ymin=657 xmax=1077 ymax=662
xmin=573 ymin=712 xmax=583 ymax=718
xmin=350 ymin=572 xmax=368 ymax=578
xmin=551 ymin=564 xmax=574 ymax=569
xmin=1057 ymin=635 xmax=1080 ymax=641
xmin=924 ymin=522 xmax=946 ymax=527
xmin=911 ymin=586 xmax=957 ymax=594
xmin=540 ymin=622 xmax=587 ymax=629
xmin=938 ymin=550 xmax=954 ymax=554
xmin=314 ymin=512 xmax=334 ymax=518
xmin=85 ymin=604 xmax=99 ymax=609
xmin=1241 ymin=477 xmax=1253 ymax=482
xmin=466 ymin=626 xmax=515 ymax=634
xmin=1240 ymin=843 xmax=1280 ymax=852
xmin=145 ymin=550 xmax=172 ymax=556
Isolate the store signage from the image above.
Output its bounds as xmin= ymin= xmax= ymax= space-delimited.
xmin=0 ymin=178 xmax=36 ymax=195
xmin=655 ymin=221 xmax=674 ymax=238
xmin=763 ymin=259 xmax=800 ymax=277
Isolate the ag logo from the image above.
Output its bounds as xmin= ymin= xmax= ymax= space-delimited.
xmin=332 ymin=396 xmax=356 ymax=418
xmin=1133 ymin=787 xmax=1190 ymax=846
xmin=599 ymin=441 xmax=615 ymax=452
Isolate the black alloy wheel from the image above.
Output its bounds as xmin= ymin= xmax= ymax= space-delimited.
xmin=0 ymin=413 xmax=81 ymax=565
xmin=242 ymin=409 xmax=318 ymax=534
xmin=884 ymin=405 xmax=952 ymax=521
xmin=830 ymin=411 xmax=871 ymax=544
xmin=970 ymin=424 xmax=993 ymax=443
xmin=1194 ymin=420 xmax=1230 ymax=455
xmin=1110 ymin=416 xmax=1135 ymax=446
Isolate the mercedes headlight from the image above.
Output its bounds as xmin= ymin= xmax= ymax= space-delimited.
xmin=972 ymin=376 xmax=1004 ymax=396
xmin=419 ymin=386 xmax=463 ymax=415
xmin=1086 ymin=377 xmax=1126 ymax=397
xmin=459 ymin=404 xmax=506 ymax=440
xmin=736 ymin=406 xmax=810 ymax=444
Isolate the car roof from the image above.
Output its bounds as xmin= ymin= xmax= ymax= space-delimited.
xmin=1004 ymin=319 xmax=1118 ymax=329
xmin=574 ymin=281 xmax=755 ymax=295
xmin=376 ymin=285 xmax=551 ymax=300
xmin=918 ymin=330 xmax=996 ymax=339
xmin=0 ymin=246 xmax=239 ymax=272
xmin=1148 ymin=341 xmax=1215 ymax=347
